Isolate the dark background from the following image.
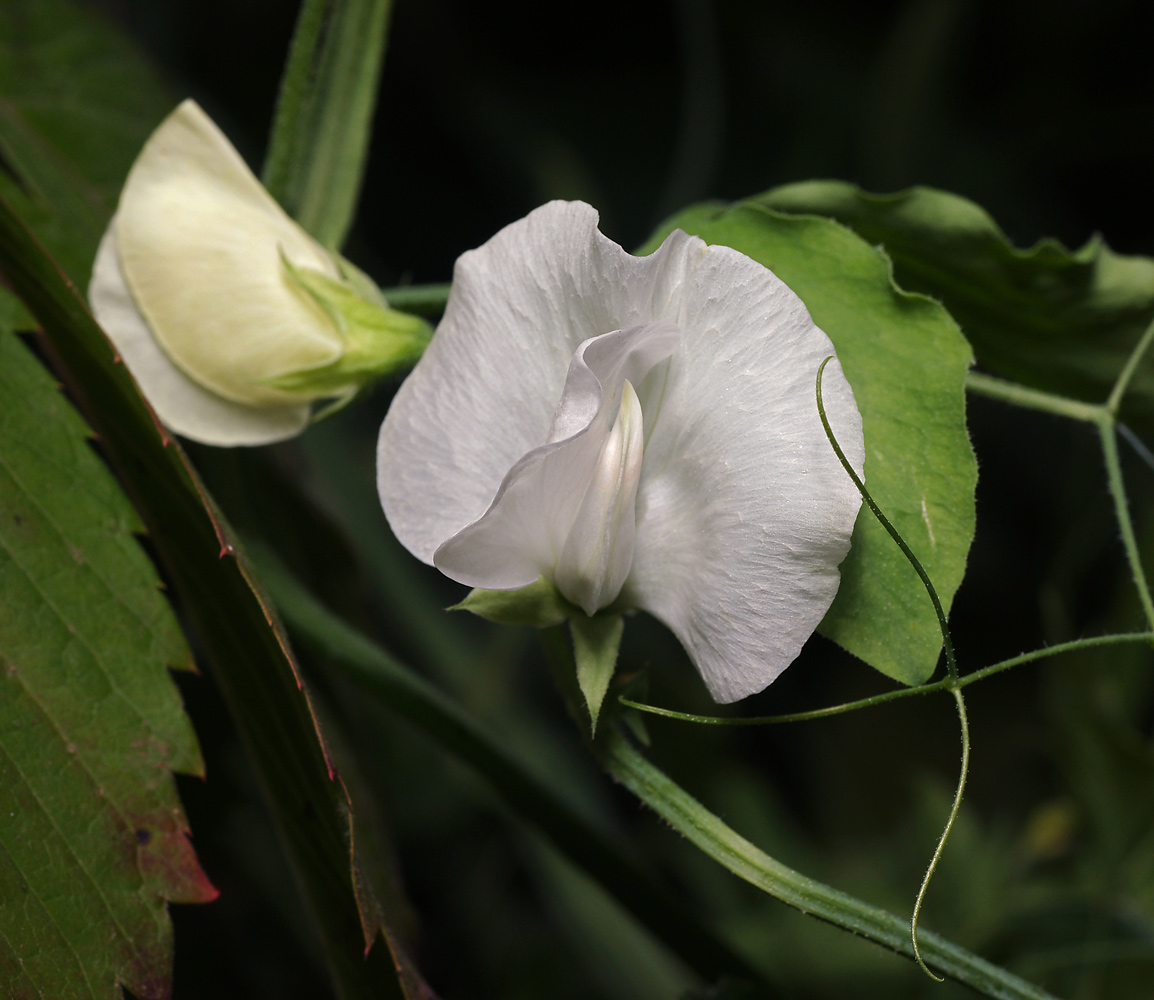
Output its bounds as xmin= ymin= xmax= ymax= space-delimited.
xmin=88 ymin=0 xmax=1154 ymax=272
xmin=75 ymin=2 xmax=1154 ymax=998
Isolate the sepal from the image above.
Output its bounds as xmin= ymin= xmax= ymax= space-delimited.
xmin=570 ymin=613 xmax=624 ymax=735
xmin=450 ymin=576 xmax=575 ymax=627
xmin=271 ymin=254 xmax=432 ymax=397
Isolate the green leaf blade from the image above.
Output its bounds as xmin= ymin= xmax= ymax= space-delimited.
xmin=644 ymin=201 xmax=977 ymax=685
xmin=0 ymin=308 xmax=214 ymax=999
xmin=760 ymin=181 xmax=1154 ymax=422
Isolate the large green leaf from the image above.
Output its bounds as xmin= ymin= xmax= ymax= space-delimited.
xmin=0 ymin=0 xmax=172 ymax=284
xmin=644 ymin=202 xmax=976 ymax=685
xmin=0 ymin=291 xmax=214 ymax=998
xmin=760 ymin=181 xmax=1154 ymax=423
xmin=0 ymin=195 xmax=424 ymax=997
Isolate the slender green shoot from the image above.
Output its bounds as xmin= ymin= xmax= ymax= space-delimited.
xmin=618 ymin=631 xmax=1153 ymax=725
xmin=911 ymin=686 xmax=970 ymax=980
xmin=1099 ymin=422 xmax=1154 ymax=629
xmin=817 ymin=357 xmax=958 ymax=679
xmin=1107 ymin=312 xmax=1154 ymax=415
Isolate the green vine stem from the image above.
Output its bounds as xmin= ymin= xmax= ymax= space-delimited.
xmin=965 ymin=372 xmax=1105 ymax=423
xmin=819 ymin=355 xmax=971 ymax=975
xmin=1099 ymin=421 xmax=1154 ymax=629
xmin=967 ymin=312 xmax=1154 ymax=635
xmin=618 ymin=631 xmax=1152 ymax=726
xmin=1106 ymin=314 xmax=1154 ymax=416
xmin=911 ymin=686 xmax=970 ymax=980
xmin=817 ymin=357 xmax=958 ymax=678
xmin=260 ymin=548 xmax=1055 ymax=997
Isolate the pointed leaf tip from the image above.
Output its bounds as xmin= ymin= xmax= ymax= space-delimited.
xmin=571 ymin=614 xmax=625 ymax=734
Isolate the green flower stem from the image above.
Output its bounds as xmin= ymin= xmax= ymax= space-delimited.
xmin=258 ymin=554 xmax=766 ymax=987
xmin=527 ymin=629 xmax=1050 ymax=999
xmin=619 ymin=631 xmax=1153 ymax=726
xmin=379 ymin=282 xmax=452 ymax=316
xmin=911 ymin=686 xmax=970 ymax=981
xmin=595 ymin=722 xmax=1053 ymax=1000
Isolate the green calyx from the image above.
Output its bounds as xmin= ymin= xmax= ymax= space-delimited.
xmin=269 ymin=252 xmax=433 ymax=400
xmin=453 ymin=577 xmax=625 ymax=733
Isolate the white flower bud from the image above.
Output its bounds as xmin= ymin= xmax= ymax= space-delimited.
xmin=89 ymin=100 xmax=429 ymax=446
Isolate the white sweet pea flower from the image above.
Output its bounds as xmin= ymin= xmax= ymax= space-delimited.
xmin=88 ymin=99 xmax=429 ymax=447
xmin=377 ymin=201 xmax=865 ymax=703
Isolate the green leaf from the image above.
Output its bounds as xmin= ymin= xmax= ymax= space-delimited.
xmin=452 ymin=577 xmax=572 ymax=628
xmin=0 ymin=194 xmax=422 ymax=997
xmin=759 ymin=181 xmax=1154 ymax=423
xmin=0 ymin=0 xmax=173 ymax=284
xmin=264 ymin=0 xmax=396 ymax=248
xmin=644 ymin=201 xmax=976 ymax=685
xmin=0 ymin=297 xmax=214 ymax=998
xmin=571 ymin=614 xmax=624 ymax=734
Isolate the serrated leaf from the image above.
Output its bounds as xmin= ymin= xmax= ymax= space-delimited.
xmin=644 ymin=201 xmax=976 ymax=685
xmin=0 ymin=296 xmax=215 ymax=999
xmin=0 ymin=194 xmax=424 ymax=997
xmin=760 ymin=181 xmax=1154 ymax=423
xmin=0 ymin=0 xmax=173 ymax=284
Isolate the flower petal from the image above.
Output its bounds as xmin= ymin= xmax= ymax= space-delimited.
xmin=378 ymin=200 xmax=699 ymax=563
xmin=114 ymin=99 xmax=342 ymax=407
xmin=432 ymin=322 xmax=677 ymax=592
xmin=89 ymin=226 xmax=311 ymax=446
xmin=624 ymin=243 xmax=865 ymax=703
xmin=555 ymin=379 xmax=645 ymax=615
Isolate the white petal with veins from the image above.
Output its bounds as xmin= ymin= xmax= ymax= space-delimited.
xmin=379 ymin=200 xmax=864 ymax=703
